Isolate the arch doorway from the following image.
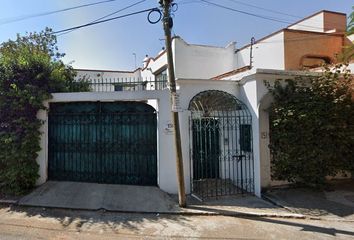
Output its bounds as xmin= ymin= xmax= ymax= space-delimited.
xmin=189 ymin=90 xmax=254 ymax=198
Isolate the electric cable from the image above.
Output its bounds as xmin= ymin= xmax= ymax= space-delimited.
xmin=200 ymin=0 xmax=341 ymax=32
xmin=57 ymin=0 xmax=147 ymax=36
xmin=53 ymin=8 xmax=159 ymax=35
xmin=224 ymin=0 xmax=301 ymax=19
xmin=200 ymin=0 xmax=295 ymax=24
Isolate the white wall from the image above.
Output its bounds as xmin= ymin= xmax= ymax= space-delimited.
xmin=288 ymin=12 xmax=324 ymax=32
xmin=141 ymin=52 xmax=167 ymax=80
xmin=235 ymin=32 xmax=285 ymax=71
xmin=36 ymin=90 xmax=186 ymax=194
xmin=348 ymin=34 xmax=354 ymax=42
xmin=37 ymin=36 xmax=284 ymax=196
xmin=177 ymin=79 xmax=261 ymax=196
xmin=253 ymin=71 xmax=313 ymax=188
xmin=258 ymin=93 xmax=272 ymax=188
xmin=239 ymin=79 xmax=261 ymax=197
xmin=36 ymin=104 xmax=49 ymax=185
xmin=174 ymin=38 xmax=236 ymax=80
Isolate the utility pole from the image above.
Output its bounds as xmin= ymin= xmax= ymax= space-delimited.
xmin=160 ymin=0 xmax=186 ymax=207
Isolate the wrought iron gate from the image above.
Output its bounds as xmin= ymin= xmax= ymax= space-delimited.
xmin=189 ymin=90 xmax=254 ymax=198
xmin=48 ymin=101 xmax=157 ymax=185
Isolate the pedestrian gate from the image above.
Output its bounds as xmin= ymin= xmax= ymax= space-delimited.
xmin=189 ymin=90 xmax=254 ymax=198
xmin=48 ymin=101 xmax=157 ymax=185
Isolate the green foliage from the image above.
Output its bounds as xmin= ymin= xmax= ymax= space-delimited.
xmin=0 ymin=28 xmax=89 ymax=194
xmin=347 ymin=6 xmax=354 ymax=36
xmin=341 ymin=6 xmax=354 ymax=62
xmin=266 ymin=65 xmax=354 ymax=187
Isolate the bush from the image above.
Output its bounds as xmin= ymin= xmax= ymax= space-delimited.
xmin=0 ymin=28 xmax=89 ymax=194
xmin=266 ymin=65 xmax=354 ymax=187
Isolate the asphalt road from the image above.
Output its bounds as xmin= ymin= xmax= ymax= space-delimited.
xmin=0 ymin=205 xmax=353 ymax=240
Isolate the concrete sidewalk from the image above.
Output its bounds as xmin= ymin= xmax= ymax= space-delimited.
xmin=263 ymin=180 xmax=354 ymax=221
xmin=19 ymin=181 xmax=179 ymax=212
xmin=16 ymin=181 xmax=301 ymax=218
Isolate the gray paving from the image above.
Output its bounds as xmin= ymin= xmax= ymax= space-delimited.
xmin=17 ymin=181 xmax=299 ymax=218
xmin=19 ymin=181 xmax=179 ymax=212
xmin=175 ymin=194 xmax=294 ymax=216
xmin=263 ymin=180 xmax=354 ymax=220
xmin=1 ymin=206 xmax=354 ymax=240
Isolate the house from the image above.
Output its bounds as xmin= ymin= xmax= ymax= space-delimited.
xmin=35 ymin=10 xmax=352 ymax=199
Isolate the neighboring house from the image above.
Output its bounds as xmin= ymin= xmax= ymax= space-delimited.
xmin=35 ymin=10 xmax=352 ymax=199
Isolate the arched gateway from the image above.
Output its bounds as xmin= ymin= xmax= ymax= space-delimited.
xmin=189 ymin=90 xmax=254 ymax=199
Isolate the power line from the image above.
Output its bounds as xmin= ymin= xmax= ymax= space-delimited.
xmin=191 ymin=0 xmax=347 ymax=49
xmin=200 ymin=0 xmax=335 ymax=32
xmin=177 ymin=0 xmax=202 ymax=5
xmin=57 ymin=0 xmax=147 ymax=36
xmin=0 ymin=0 xmax=118 ymax=26
xmin=224 ymin=0 xmax=301 ymax=19
xmin=183 ymin=0 xmax=345 ymax=31
xmin=224 ymin=0 xmax=347 ymax=28
xmin=88 ymin=0 xmax=147 ymax=24
xmin=53 ymin=8 xmax=158 ymax=35
xmin=200 ymin=0 xmax=295 ymax=25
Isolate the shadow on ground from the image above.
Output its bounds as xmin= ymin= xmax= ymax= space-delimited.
xmin=263 ymin=179 xmax=354 ymax=219
xmin=2 ymin=203 xmax=354 ymax=238
xmin=0 ymin=204 xmax=194 ymax=235
xmin=0 ymin=202 xmax=354 ymax=239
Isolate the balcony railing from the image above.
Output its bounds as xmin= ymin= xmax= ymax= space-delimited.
xmin=70 ymin=77 xmax=168 ymax=92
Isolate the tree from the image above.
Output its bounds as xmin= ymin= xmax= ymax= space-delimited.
xmin=0 ymin=28 xmax=89 ymax=193
xmin=348 ymin=7 xmax=354 ymax=36
xmin=266 ymin=65 xmax=354 ymax=187
xmin=341 ymin=6 xmax=354 ymax=62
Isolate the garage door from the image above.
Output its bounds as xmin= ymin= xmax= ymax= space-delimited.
xmin=48 ymin=101 xmax=157 ymax=185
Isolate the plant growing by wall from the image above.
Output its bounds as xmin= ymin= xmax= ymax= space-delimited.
xmin=266 ymin=65 xmax=354 ymax=187
xmin=0 ymin=28 xmax=89 ymax=194
xmin=340 ymin=6 xmax=354 ymax=62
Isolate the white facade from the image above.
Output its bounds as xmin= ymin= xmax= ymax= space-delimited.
xmin=173 ymin=38 xmax=236 ymax=79
xmin=36 ymin=80 xmax=261 ymax=196
xmin=234 ymin=32 xmax=285 ymax=71
xmin=37 ymin=90 xmax=184 ymax=194
xmin=288 ymin=12 xmax=325 ymax=32
xmin=36 ymin=10 xmax=352 ymax=197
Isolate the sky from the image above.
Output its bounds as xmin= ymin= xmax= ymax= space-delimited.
xmin=0 ymin=0 xmax=352 ymax=71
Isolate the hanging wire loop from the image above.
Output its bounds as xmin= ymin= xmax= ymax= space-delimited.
xmin=147 ymin=8 xmax=162 ymax=24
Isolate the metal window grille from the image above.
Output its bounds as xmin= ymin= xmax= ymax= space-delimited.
xmin=70 ymin=77 xmax=168 ymax=92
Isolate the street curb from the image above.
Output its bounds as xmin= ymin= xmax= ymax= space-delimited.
xmin=9 ymin=202 xmax=354 ymax=222
xmin=262 ymin=194 xmax=297 ymax=214
xmin=16 ymin=202 xmax=306 ymax=219
xmin=262 ymin=194 xmax=354 ymax=223
xmin=11 ymin=194 xmax=354 ymax=222
xmin=0 ymin=199 xmax=18 ymax=205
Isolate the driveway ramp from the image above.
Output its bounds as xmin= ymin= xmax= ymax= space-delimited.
xmin=19 ymin=181 xmax=179 ymax=212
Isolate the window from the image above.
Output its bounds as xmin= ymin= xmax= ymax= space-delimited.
xmin=240 ymin=124 xmax=252 ymax=152
xmin=154 ymin=68 xmax=167 ymax=90
xmin=300 ymin=55 xmax=331 ymax=69
xmin=114 ymin=84 xmax=123 ymax=91
xmin=155 ymin=69 xmax=167 ymax=82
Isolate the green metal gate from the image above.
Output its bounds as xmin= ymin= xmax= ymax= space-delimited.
xmin=48 ymin=101 xmax=157 ymax=185
xmin=192 ymin=118 xmax=220 ymax=180
xmin=189 ymin=90 xmax=254 ymax=199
